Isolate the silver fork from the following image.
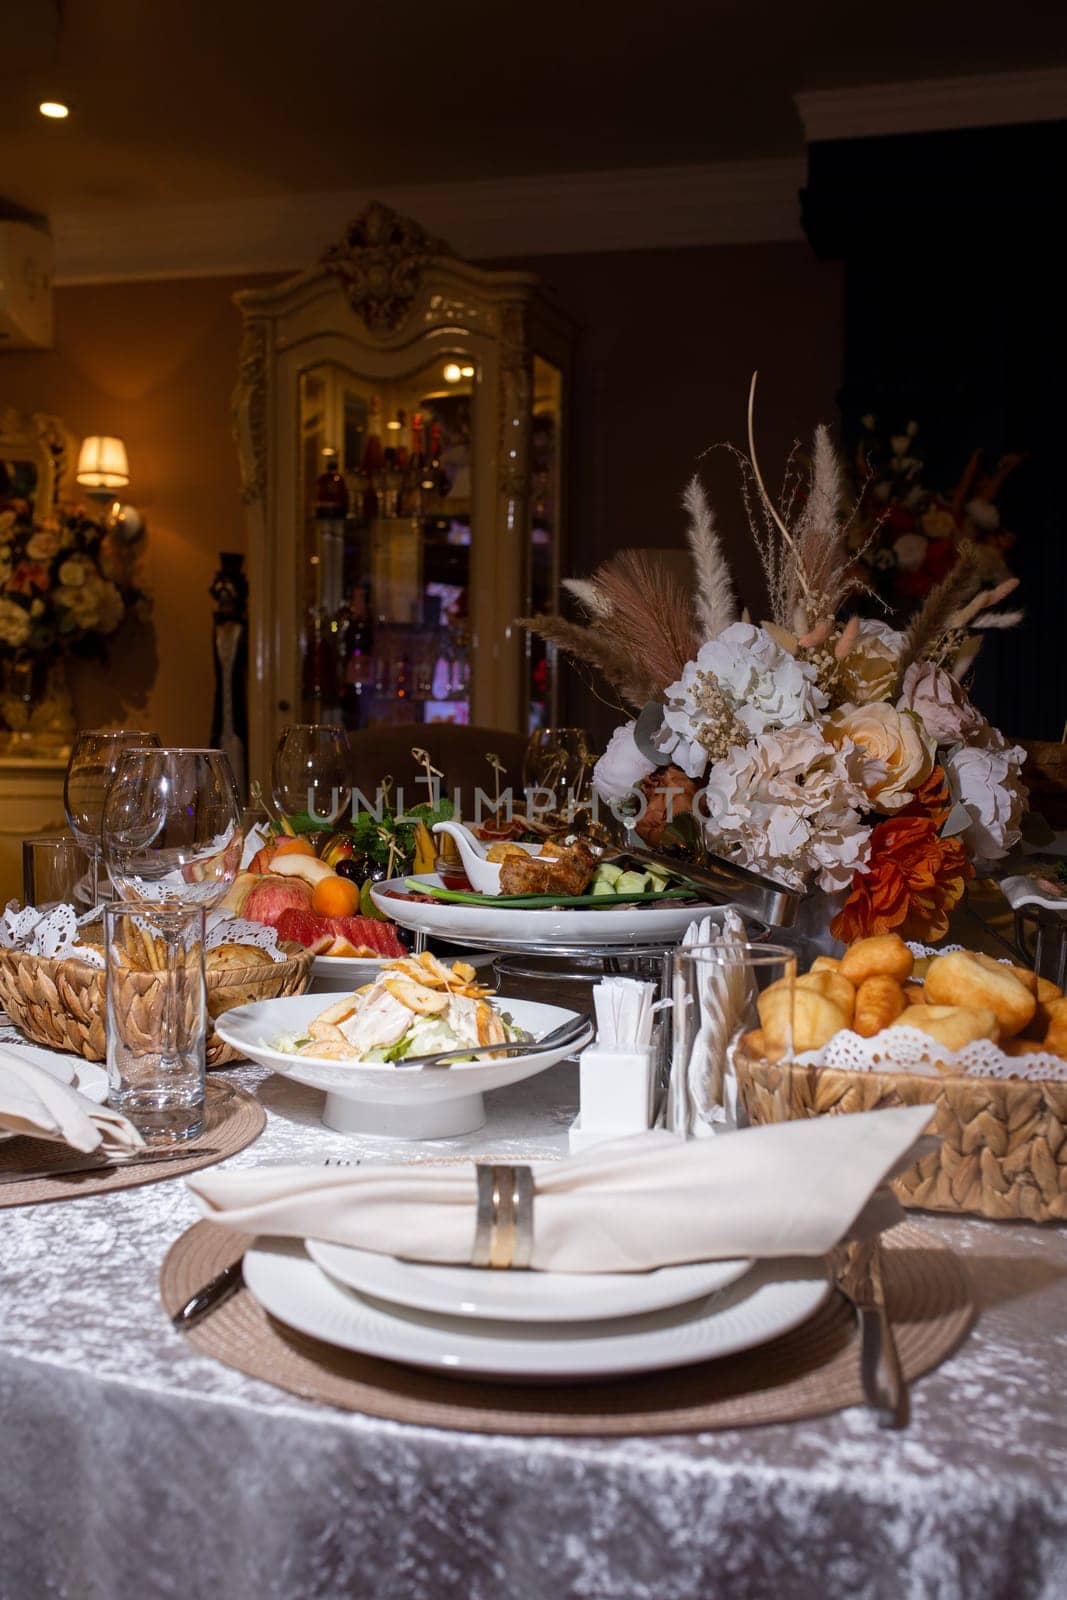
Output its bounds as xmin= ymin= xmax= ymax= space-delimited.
xmin=171 ymin=1156 xmax=358 ymax=1331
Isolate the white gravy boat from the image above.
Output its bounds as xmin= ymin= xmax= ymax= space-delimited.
xmin=431 ymin=820 xmax=540 ymax=895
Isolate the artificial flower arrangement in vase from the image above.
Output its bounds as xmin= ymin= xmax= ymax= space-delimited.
xmin=848 ymin=416 xmax=1023 ymax=620
xmin=522 ymin=378 xmax=1028 ymax=949
xmin=0 ymin=500 xmax=148 ymax=752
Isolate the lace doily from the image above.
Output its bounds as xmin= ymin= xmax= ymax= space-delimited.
xmin=204 ymin=917 xmax=285 ymax=961
xmin=799 ymin=1025 xmax=1067 ymax=1083
xmin=0 ymin=902 xmax=106 ymax=968
xmin=1 ymin=903 xmax=287 ymax=968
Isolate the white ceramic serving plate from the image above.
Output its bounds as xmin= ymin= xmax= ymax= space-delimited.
xmin=214 ymin=992 xmax=591 ymax=1140
xmin=306 ymin=1239 xmax=754 ymax=1323
xmin=371 ymin=876 xmax=729 ymax=950
xmin=310 ymin=948 xmax=495 ymax=994
xmin=243 ymin=1240 xmax=830 ymax=1381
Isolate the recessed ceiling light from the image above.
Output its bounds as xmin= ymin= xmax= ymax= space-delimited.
xmin=39 ymin=100 xmax=70 ymax=119
xmin=442 ymin=363 xmax=462 ymax=383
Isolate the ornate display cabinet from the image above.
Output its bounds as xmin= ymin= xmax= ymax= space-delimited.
xmin=233 ymin=204 xmax=573 ymax=786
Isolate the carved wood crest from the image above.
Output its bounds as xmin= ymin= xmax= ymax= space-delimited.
xmin=320 ymin=203 xmax=452 ymax=332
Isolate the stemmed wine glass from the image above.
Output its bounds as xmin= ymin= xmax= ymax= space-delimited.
xmin=522 ymin=727 xmax=594 ymax=813
xmin=63 ymin=729 xmax=161 ymax=908
xmin=102 ymin=748 xmax=244 ymax=907
xmin=271 ymin=724 xmax=353 ymax=828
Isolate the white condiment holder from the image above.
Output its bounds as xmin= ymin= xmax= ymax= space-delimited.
xmin=569 ymin=977 xmax=657 ymax=1154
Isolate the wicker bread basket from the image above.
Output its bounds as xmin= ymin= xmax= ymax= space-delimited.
xmin=0 ymin=946 xmax=314 ymax=1069
xmin=736 ymin=1052 xmax=1067 ymax=1224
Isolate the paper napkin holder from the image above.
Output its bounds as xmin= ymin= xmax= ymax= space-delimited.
xmin=569 ymin=1042 xmax=655 ymax=1154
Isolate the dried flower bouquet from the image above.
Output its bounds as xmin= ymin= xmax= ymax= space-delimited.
xmin=522 ymin=378 xmax=1027 ymax=943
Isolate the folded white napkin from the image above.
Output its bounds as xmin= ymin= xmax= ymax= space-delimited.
xmin=188 ymin=1105 xmax=934 ymax=1273
xmin=0 ymin=1048 xmax=143 ymax=1154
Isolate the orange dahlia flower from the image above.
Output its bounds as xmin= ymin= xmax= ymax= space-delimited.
xmin=899 ymin=764 xmax=952 ymax=825
xmin=831 ymin=811 xmax=972 ymax=944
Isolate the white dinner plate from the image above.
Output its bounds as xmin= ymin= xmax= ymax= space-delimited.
xmin=214 ymin=993 xmax=591 ymax=1140
xmin=306 ymin=1239 xmax=754 ymax=1323
xmin=243 ymin=1240 xmax=830 ymax=1381
xmin=0 ymin=1031 xmax=76 ymax=1084
xmin=372 ymin=875 xmax=732 ymax=950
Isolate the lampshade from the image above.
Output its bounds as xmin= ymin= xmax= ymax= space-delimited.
xmin=76 ymin=435 xmax=130 ymax=490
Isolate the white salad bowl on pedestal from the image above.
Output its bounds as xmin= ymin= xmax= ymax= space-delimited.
xmin=214 ymin=993 xmax=591 ymax=1140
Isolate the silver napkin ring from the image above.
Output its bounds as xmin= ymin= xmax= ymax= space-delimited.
xmin=472 ymin=1164 xmax=534 ymax=1269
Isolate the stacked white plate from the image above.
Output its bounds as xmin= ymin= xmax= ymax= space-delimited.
xmin=242 ymin=1237 xmax=830 ymax=1381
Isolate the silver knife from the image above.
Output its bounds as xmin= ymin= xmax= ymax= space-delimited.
xmin=836 ymin=1238 xmax=907 ymax=1429
xmin=0 ymin=1145 xmax=222 ymax=1187
xmin=171 ymin=1257 xmax=245 ymax=1330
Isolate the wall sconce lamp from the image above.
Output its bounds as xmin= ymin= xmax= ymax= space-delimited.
xmin=76 ymin=436 xmax=144 ymax=540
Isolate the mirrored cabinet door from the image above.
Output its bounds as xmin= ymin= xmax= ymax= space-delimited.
xmin=234 ymin=205 xmax=573 ymax=784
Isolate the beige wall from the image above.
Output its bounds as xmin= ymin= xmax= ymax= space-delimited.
xmin=0 ymin=242 xmax=841 ymax=749
xmin=0 ymin=273 xmax=274 ymax=743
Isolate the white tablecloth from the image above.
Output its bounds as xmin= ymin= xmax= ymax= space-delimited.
xmin=2 ymin=1057 xmax=1066 ymax=1600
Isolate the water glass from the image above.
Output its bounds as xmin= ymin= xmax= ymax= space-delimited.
xmin=22 ymin=834 xmax=92 ymax=910
xmin=102 ymin=748 xmax=243 ymax=908
xmin=670 ymin=944 xmax=797 ymax=1133
xmin=271 ymin=723 xmax=353 ymax=827
xmin=104 ymin=902 xmax=206 ymax=1143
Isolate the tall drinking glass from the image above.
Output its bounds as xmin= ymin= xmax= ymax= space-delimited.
xmin=22 ymin=834 xmax=92 ymax=910
xmin=63 ymin=729 xmax=160 ymax=906
xmin=271 ymin=723 xmax=353 ymax=828
xmin=105 ymin=902 xmax=206 ymax=1143
xmin=102 ymin=748 xmax=243 ymax=908
xmin=670 ymin=944 xmax=797 ymax=1134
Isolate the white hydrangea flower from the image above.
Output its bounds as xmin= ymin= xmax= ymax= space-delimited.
xmin=592 ymin=721 xmax=656 ymax=803
xmin=700 ymin=725 xmax=874 ymax=892
xmin=657 ymin=623 xmax=826 ymax=780
xmin=945 ymin=735 xmax=1028 ymax=861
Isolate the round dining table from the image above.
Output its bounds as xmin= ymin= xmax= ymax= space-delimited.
xmin=2 ymin=1051 xmax=1066 ymax=1600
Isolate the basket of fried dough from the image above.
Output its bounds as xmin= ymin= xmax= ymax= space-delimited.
xmin=0 ymin=930 xmax=314 ymax=1069
xmin=734 ymin=933 xmax=1067 ymax=1224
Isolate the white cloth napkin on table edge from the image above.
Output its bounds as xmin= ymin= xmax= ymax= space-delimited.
xmin=0 ymin=1047 xmax=143 ymax=1154
xmin=186 ymin=1105 xmax=935 ymax=1274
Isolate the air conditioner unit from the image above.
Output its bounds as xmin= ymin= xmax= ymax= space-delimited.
xmin=0 ymin=221 xmax=54 ymax=350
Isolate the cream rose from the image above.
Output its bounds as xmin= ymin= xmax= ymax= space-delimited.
xmin=592 ymin=721 xmax=657 ymax=803
xmin=826 ymin=702 xmax=934 ymax=811
xmin=838 ymin=620 xmax=905 ymax=705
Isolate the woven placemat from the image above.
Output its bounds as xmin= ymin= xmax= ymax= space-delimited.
xmin=0 ymin=1081 xmax=265 ymax=1209
xmin=159 ymin=1220 xmax=972 ymax=1436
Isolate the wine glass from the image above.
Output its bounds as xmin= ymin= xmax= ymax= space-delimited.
xmin=102 ymin=748 xmax=243 ymax=908
xmin=63 ymin=729 xmax=161 ymax=907
xmin=522 ymin=727 xmax=594 ymax=814
xmin=271 ymin=724 xmax=353 ymax=829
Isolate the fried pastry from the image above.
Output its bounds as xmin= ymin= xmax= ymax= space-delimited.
xmin=758 ymin=984 xmax=849 ymax=1053
xmin=853 ymin=974 xmax=907 ymax=1038
xmin=924 ymin=950 xmax=1035 ymax=1038
xmin=1043 ymin=997 xmax=1067 ymax=1058
xmin=887 ymin=1004 xmax=999 ymax=1052
xmin=206 ymin=942 xmax=274 ymax=970
xmin=840 ymin=933 xmax=914 ymax=986
xmin=796 ymin=968 xmax=856 ymax=1025
xmin=903 ymin=982 xmax=926 ymax=1005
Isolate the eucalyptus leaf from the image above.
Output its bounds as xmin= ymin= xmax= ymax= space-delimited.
xmin=633 ymin=700 xmax=668 ymax=766
xmin=940 ymin=801 xmax=973 ymax=839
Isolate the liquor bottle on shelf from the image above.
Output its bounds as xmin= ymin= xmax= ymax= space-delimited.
xmin=340 ymin=586 xmax=374 ymax=725
xmin=362 ymin=397 xmax=384 ymax=474
xmin=302 ymin=604 xmax=339 ymax=710
xmin=410 ymin=410 xmax=426 ymax=470
xmin=381 ymin=448 xmax=401 ymax=518
xmin=394 ymin=647 xmax=411 ymax=702
xmin=315 ymin=448 xmax=348 ymax=516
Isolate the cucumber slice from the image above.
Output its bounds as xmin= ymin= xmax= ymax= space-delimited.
xmin=592 ymin=862 xmax=624 ymax=887
xmin=615 ymin=869 xmax=651 ymax=894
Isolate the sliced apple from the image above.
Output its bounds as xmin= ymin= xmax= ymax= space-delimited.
xmin=268 ymin=853 xmax=336 ymax=888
